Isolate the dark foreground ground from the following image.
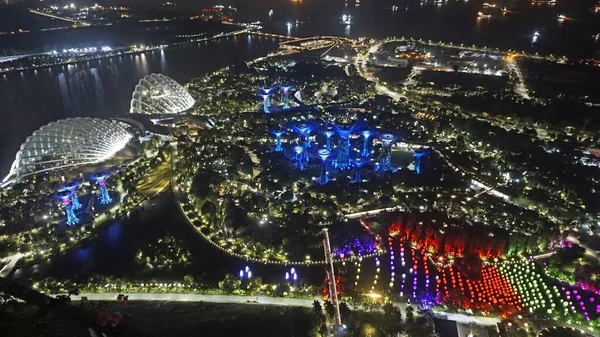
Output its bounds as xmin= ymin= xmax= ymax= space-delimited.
xmin=0 ymin=300 xmax=319 ymax=337
xmin=98 ymin=301 xmax=318 ymax=337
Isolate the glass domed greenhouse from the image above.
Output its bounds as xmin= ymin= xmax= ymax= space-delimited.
xmin=129 ymin=74 xmax=195 ymax=115
xmin=2 ymin=118 xmax=133 ymax=184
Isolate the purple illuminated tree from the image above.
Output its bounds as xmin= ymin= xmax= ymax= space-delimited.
xmin=259 ymin=87 xmax=274 ymax=113
xmin=281 ymin=85 xmax=292 ymax=109
xmin=63 ymin=181 xmax=82 ymax=210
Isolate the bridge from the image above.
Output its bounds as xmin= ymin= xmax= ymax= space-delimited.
xmin=28 ymin=9 xmax=90 ymax=26
xmin=0 ymin=52 xmax=53 ymax=63
xmin=344 ymin=205 xmax=407 ymax=220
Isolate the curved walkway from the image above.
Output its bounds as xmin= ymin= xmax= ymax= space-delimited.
xmin=64 ymin=292 xmax=500 ymax=326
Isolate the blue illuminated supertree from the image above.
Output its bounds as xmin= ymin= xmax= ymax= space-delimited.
xmin=281 ymin=85 xmax=292 ymax=109
xmin=292 ymin=123 xmax=315 ymax=150
xmin=63 ymin=181 xmax=82 ymax=210
xmin=58 ymin=191 xmax=79 ymax=225
xmin=318 ymin=149 xmax=331 ymax=185
xmin=412 ymin=150 xmax=428 ymax=174
xmin=323 ymin=130 xmax=335 ymax=151
xmin=352 ymin=157 xmax=368 ymax=183
xmin=271 ymin=129 xmax=284 ymax=152
xmin=334 ymin=123 xmax=357 ymax=170
xmin=293 ymin=145 xmax=304 ymax=171
xmin=260 ymin=94 xmax=272 ymax=113
xmin=378 ymin=133 xmax=396 ymax=172
xmin=361 ymin=130 xmax=373 ymax=158
xmin=259 ymin=87 xmax=274 ymax=113
xmin=92 ymin=172 xmax=112 ymax=204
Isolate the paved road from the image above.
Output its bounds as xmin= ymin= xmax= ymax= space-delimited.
xmin=68 ymin=292 xmax=320 ymax=307
xmin=63 ymin=292 xmax=500 ymax=326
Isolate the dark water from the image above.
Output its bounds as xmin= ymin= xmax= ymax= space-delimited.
xmin=0 ymin=35 xmax=279 ymax=178
xmin=238 ymin=0 xmax=600 ymax=56
xmin=12 ymin=194 xmax=326 ymax=285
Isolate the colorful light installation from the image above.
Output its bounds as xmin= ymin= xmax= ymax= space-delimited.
xmin=389 ymin=236 xmax=395 ymax=290
xmin=373 ymin=257 xmax=380 ymax=290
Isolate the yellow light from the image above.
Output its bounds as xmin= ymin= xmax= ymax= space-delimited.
xmin=364 ymin=292 xmax=382 ymax=299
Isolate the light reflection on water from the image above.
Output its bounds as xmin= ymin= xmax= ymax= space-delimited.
xmin=0 ymin=36 xmax=280 ymax=178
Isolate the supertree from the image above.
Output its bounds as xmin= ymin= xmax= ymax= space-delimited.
xmin=260 ymin=94 xmax=272 ymax=113
xmin=334 ymin=123 xmax=357 ymax=170
xmin=412 ymin=150 xmax=428 ymax=174
xmin=271 ymin=129 xmax=284 ymax=152
xmin=361 ymin=130 xmax=373 ymax=158
xmin=259 ymin=86 xmax=274 ymax=113
xmin=281 ymin=85 xmax=292 ymax=109
xmin=58 ymin=191 xmax=79 ymax=225
xmin=378 ymin=133 xmax=396 ymax=172
xmin=352 ymin=157 xmax=368 ymax=182
xmin=293 ymin=146 xmax=305 ymax=171
xmin=323 ymin=130 xmax=335 ymax=151
xmin=292 ymin=123 xmax=315 ymax=150
xmin=63 ymin=181 xmax=82 ymax=210
xmin=92 ymin=172 xmax=112 ymax=204
xmin=318 ymin=149 xmax=331 ymax=185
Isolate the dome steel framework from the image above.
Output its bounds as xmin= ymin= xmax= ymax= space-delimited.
xmin=3 ymin=118 xmax=132 ymax=184
xmin=130 ymin=74 xmax=195 ymax=115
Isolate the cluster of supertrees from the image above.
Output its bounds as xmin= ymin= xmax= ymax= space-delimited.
xmin=57 ymin=172 xmax=113 ymax=226
xmin=258 ymin=85 xmax=293 ymax=113
xmin=271 ymin=120 xmax=426 ymax=185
